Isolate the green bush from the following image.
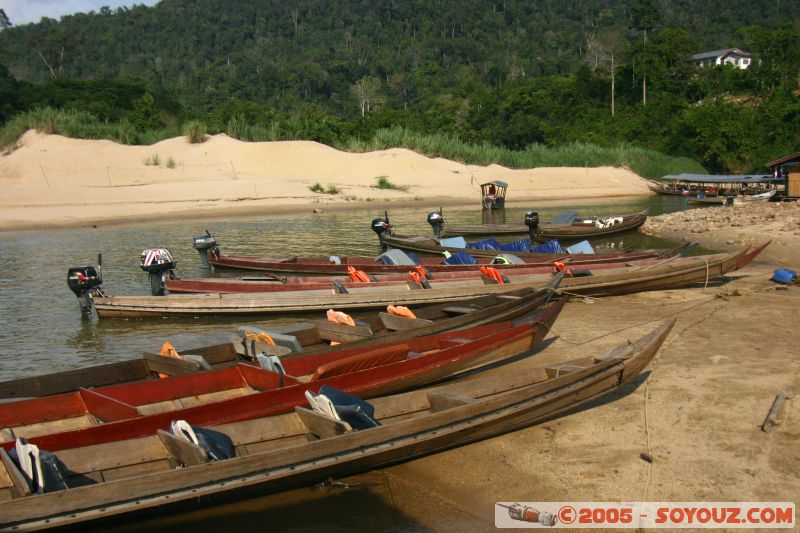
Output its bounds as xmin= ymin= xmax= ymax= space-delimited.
xmin=309 ymin=182 xmax=324 ymax=193
xmin=184 ymin=120 xmax=207 ymax=143
xmin=372 ymin=176 xmax=408 ymax=191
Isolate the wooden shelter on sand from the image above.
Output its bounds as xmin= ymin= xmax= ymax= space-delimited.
xmin=767 ymin=152 xmax=800 ymax=200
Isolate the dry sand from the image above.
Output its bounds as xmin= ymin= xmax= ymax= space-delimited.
xmin=0 ymin=131 xmax=653 ymax=231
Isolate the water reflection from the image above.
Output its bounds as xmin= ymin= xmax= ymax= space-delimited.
xmin=0 ymin=195 xmax=696 ymax=380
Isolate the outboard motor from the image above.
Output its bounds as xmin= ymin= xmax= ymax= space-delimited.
xmin=192 ymin=230 xmax=219 ymax=269
xmin=371 ymin=217 xmax=392 ymax=240
xmin=524 ymin=211 xmax=540 ymax=241
xmin=428 ymin=211 xmax=445 ymax=237
xmin=140 ymin=248 xmax=177 ymax=296
xmin=427 ymin=211 xmax=445 ymax=237
xmin=67 ymin=265 xmax=103 ymax=318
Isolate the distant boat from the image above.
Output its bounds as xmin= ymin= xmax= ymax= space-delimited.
xmin=481 ymin=180 xmax=507 ymax=209
xmin=439 ymin=209 xmax=649 ymax=241
xmin=689 ymin=189 xmax=776 ymax=205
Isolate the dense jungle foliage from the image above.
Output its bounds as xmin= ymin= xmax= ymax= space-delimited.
xmin=0 ymin=0 xmax=798 ymax=175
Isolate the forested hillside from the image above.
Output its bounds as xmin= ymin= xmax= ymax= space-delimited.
xmin=0 ymin=0 xmax=798 ymax=174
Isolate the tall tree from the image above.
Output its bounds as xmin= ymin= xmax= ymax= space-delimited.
xmin=630 ymin=0 xmax=659 ymax=106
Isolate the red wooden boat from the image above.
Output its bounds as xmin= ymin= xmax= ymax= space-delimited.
xmin=0 ymin=319 xmax=673 ymax=529
xmin=169 ymin=253 xmax=693 ymax=294
xmin=0 ymin=300 xmax=564 ymax=452
xmin=206 ymin=243 xmax=694 ymax=274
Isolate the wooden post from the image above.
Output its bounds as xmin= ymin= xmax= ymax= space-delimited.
xmin=761 ymin=390 xmax=790 ymax=432
xmin=106 ymin=166 xmax=112 ymax=187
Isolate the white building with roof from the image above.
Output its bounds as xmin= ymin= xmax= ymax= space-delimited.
xmin=692 ymin=48 xmax=752 ymax=69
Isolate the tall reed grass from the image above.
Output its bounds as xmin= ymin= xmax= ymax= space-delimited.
xmin=0 ymin=110 xmax=704 ymax=178
xmin=339 ymin=126 xmax=705 ymax=179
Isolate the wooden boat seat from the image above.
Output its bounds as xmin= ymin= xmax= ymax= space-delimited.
xmin=378 ymin=312 xmax=434 ymax=332
xmin=440 ymin=306 xmax=479 ymax=315
xmin=45 ymin=435 xmax=172 ymax=486
xmin=311 ymin=344 xmax=410 ymax=381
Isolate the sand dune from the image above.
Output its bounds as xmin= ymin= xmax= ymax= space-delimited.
xmin=0 ymin=131 xmax=653 ymax=230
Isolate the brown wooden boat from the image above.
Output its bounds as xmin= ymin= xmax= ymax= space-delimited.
xmin=377 ymin=230 xmax=669 ymax=259
xmin=91 ymin=245 xmax=761 ymax=318
xmin=168 ymin=251 xmax=697 ymax=294
xmin=0 ymin=319 xmax=674 ymax=530
xmin=0 ymin=301 xmax=565 ymax=451
xmin=440 ymin=210 xmax=649 ymax=240
xmin=4 ymin=280 xmax=562 ymax=399
xmin=207 ymin=241 xmax=692 ymax=274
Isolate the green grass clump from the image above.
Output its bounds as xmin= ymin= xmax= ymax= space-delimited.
xmin=308 ymin=182 xmax=340 ymax=194
xmin=184 ymin=120 xmax=207 ymax=143
xmin=372 ymin=176 xmax=408 ymax=191
xmin=166 ymin=157 xmax=176 ymax=169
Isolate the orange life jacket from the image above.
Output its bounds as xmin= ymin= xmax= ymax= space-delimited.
xmin=552 ymin=261 xmax=573 ymax=277
xmin=346 ymin=266 xmax=371 ymax=283
xmin=326 ymin=308 xmax=356 ymax=327
xmin=157 ymin=342 xmax=182 ymax=378
xmin=387 ymin=304 xmax=417 ymax=319
xmin=480 ymin=266 xmax=505 ymax=284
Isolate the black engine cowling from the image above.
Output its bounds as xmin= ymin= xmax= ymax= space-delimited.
xmin=371 ymin=217 xmax=392 ymax=238
xmin=67 ymin=266 xmax=103 ymax=318
xmin=140 ymin=248 xmax=176 ymax=295
xmin=427 ymin=211 xmax=445 ymax=237
xmin=192 ymin=231 xmax=219 ymax=269
xmin=524 ymin=211 xmax=540 ymax=240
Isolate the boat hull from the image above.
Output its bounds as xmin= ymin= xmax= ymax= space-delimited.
xmin=441 ymin=210 xmax=648 ymax=240
xmin=0 ymin=320 xmax=674 ymax=530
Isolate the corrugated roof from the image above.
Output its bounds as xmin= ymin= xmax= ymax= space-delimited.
xmin=766 ymin=152 xmax=800 ymax=168
xmin=692 ymin=48 xmax=750 ymax=60
xmin=662 ymin=173 xmax=780 ymax=184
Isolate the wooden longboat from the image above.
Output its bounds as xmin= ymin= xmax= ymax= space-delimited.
xmin=688 ymin=189 xmax=776 ymax=205
xmin=1 ymin=280 xmax=562 ymax=399
xmin=207 ymin=242 xmax=694 ymax=273
xmin=0 ymin=319 xmax=675 ymax=530
xmin=440 ymin=210 xmax=649 ymax=240
xmin=377 ymin=231 xmax=677 ymax=259
xmin=92 ymin=246 xmax=762 ymax=318
xmin=0 ymin=302 xmax=565 ymax=451
xmin=169 ymin=252 xmax=702 ymax=294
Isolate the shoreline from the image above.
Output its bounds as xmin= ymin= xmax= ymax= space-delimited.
xmin=0 ymin=191 xmax=652 ymax=233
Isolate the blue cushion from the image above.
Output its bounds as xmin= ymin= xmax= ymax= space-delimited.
xmin=442 ymin=250 xmax=478 ymax=265
xmin=319 ymin=385 xmax=381 ymax=430
xmin=532 ymin=240 xmax=565 ymax=254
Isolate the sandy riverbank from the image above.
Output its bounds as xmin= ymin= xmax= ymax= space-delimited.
xmin=0 ymin=131 xmax=653 ymax=231
xmin=119 ymin=204 xmax=800 ymax=532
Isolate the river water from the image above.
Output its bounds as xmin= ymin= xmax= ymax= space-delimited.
xmin=0 ymin=194 xmax=703 ymax=530
xmin=0 ymin=195 xmax=698 ymax=382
